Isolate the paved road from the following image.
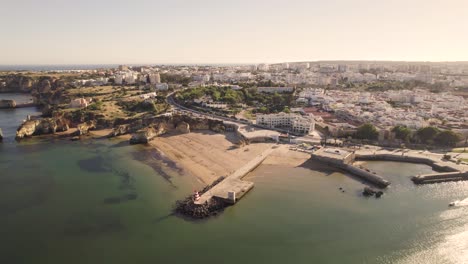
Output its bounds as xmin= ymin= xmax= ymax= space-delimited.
xmin=166 ymin=92 xmax=296 ymax=135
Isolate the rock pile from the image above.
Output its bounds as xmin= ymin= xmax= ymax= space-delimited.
xmin=362 ymin=186 xmax=384 ymax=198
xmin=174 ymin=177 xmax=229 ymax=219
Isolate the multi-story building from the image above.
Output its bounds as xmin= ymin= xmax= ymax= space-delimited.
xmin=256 ymin=113 xmax=315 ymax=135
xmin=149 ymin=73 xmax=161 ymax=84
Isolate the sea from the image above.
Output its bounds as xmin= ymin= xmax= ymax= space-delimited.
xmin=1 ymin=93 xmax=467 ymax=264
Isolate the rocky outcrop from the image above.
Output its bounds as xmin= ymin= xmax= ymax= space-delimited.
xmin=108 ymin=114 xmax=226 ymax=140
xmin=108 ymin=124 xmax=131 ymax=137
xmin=75 ymin=121 xmax=96 ymax=136
xmin=362 ymin=186 xmax=383 ymax=198
xmin=15 ymin=117 xmax=69 ymax=140
xmin=0 ymin=128 xmax=3 ymax=142
xmin=0 ymin=99 xmax=17 ymax=109
xmin=0 ymin=75 xmax=35 ymax=93
xmin=130 ymin=127 xmax=158 ymax=144
xmin=175 ymin=121 xmax=190 ymax=134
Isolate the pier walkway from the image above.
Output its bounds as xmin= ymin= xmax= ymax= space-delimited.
xmin=195 ymin=146 xmax=276 ymax=205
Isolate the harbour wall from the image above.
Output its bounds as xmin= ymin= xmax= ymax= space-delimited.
xmin=355 ymin=154 xmax=459 ymax=172
xmin=412 ymin=171 xmax=468 ymax=184
xmin=311 ymin=153 xmax=390 ymax=188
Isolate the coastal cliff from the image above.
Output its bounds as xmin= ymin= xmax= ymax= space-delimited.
xmin=0 ymin=74 xmax=69 ymax=107
xmin=110 ymin=114 xmax=226 ymax=144
xmin=0 ymin=75 xmax=35 ymax=93
xmin=16 ymin=117 xmax=69 ymax=140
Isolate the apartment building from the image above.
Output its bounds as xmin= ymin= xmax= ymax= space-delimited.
xmin=256 ymin=112 xmax=315 ymax=135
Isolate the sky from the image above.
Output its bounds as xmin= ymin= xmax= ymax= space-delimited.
xmin=1 ymin=0 xmax=468 ymax=65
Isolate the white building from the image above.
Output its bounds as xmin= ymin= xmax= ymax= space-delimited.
xmin=139 ymin=92 xmax=157 ymax=100
xmin=257 ymin=87 xmax=294 ymax=93
xmin=256 ymin=112 xmax=315 ymax=135
xmin=70 ymin=98 xmax=92 ymax=108
xmin=149 ymin=73 xmax=161 ymax=84
xmin=155 ymin=83 xmax=169 ymax=91
xmin=114 ymin=74 xmax=124 ymax=85
xmin=203 ymin=102 xmax=228 ymax=109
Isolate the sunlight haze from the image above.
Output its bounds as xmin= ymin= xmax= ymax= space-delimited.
xmin=1 ymin=0 xmax=468 ymax=64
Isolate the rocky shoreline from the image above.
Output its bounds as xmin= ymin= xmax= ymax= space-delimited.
xmin=174 ymin=176 xmax=229 ymax=219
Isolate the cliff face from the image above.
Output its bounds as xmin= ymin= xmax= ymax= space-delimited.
xmin=0 ymin=99 xmax=17 ymax=109
xmin=0 ymin=74 xmax=69 ymax=107
xmin=0 ymin=75 xmax=35 ymax=93
xmin=16 ymin=117 xmax=69 ymax=140
xmin=119 ymin=114 xmax=226 ymax=144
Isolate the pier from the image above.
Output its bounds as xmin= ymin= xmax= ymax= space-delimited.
xmin=195 ymin=146 xmax=276 ymax=205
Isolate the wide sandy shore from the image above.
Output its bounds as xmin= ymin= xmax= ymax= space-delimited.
xmin=149 ymin=131 xmax=277 ymax=184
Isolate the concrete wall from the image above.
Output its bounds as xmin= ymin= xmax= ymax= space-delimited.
xmin=342 ymin=164 xmax=390 ymax=188
xmin=356 ymin=154 xmax=459 ymax=172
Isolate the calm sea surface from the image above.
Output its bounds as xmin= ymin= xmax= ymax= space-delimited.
xmin=0 ymin=93 xmax=467 ymax=264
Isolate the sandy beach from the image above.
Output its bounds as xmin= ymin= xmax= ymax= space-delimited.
xmin=149 ymin=130 xmax=275 ymax=184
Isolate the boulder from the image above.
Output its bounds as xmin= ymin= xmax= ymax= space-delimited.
xmin=75 ymin=121 xmax=96 ymax=136
xmin=16 ymin=120 xmax=41 ymax=139
xmin=0 ymin=99 xmax=17 ymax=109
xmin=175 ymin=121 xmax=190 ymax=134
xmin=362 ymin=186 xmax=377 ymax=196
xmin=210 ymin=123 xmax=225 ymax=133
xmin=108 ymin=124 xmax=130 ymax=137
xmin=130 ymin=127 xmax=158 ymax=144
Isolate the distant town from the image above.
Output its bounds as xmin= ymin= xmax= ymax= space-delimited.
xmin=2 ymin=61 xmax=466 ymax=149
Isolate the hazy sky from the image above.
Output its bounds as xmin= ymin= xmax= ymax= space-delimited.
xmin=1 ymin=0 xmax=468 ymax=64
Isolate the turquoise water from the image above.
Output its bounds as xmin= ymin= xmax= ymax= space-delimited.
xmin=1 ymin=96 xmax=467 ymax=264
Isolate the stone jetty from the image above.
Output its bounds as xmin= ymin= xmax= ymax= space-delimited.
xmin=311 ymin=148 xmax=390 ymax=188
xmin=175 ymin=146 xmax=275 ymax=219
xmin=412 ymin=171 xmax=468 ymax=184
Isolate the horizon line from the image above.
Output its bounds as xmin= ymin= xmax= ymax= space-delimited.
xmin=3 ymin=60 xmax=468 ymax=67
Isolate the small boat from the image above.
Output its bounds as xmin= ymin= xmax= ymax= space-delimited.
xmin=449 ymin=201 xmax=458 ymax=207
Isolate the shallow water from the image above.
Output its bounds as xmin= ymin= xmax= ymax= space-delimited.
xmin=0 ymin=102 xmax=467 ymax=264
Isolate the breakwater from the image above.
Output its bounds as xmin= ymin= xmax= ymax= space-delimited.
xmin=412 ymin=171 xmax=468 ymax=184
xmin=311 ymin=148 xmax=390 ymax=188
xmin=355 ymin=153 xmax=459 ymax=172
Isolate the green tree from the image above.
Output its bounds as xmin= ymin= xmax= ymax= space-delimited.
xmin=434 ymin=130 xmax=461 ymax=147
xmin=392 ymin=125 xmax=411 ymax=141
xmin=355 ymin=123 xmax=379 ymax=140
xmin=416 ymin=126 xmax=440 ymax=143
